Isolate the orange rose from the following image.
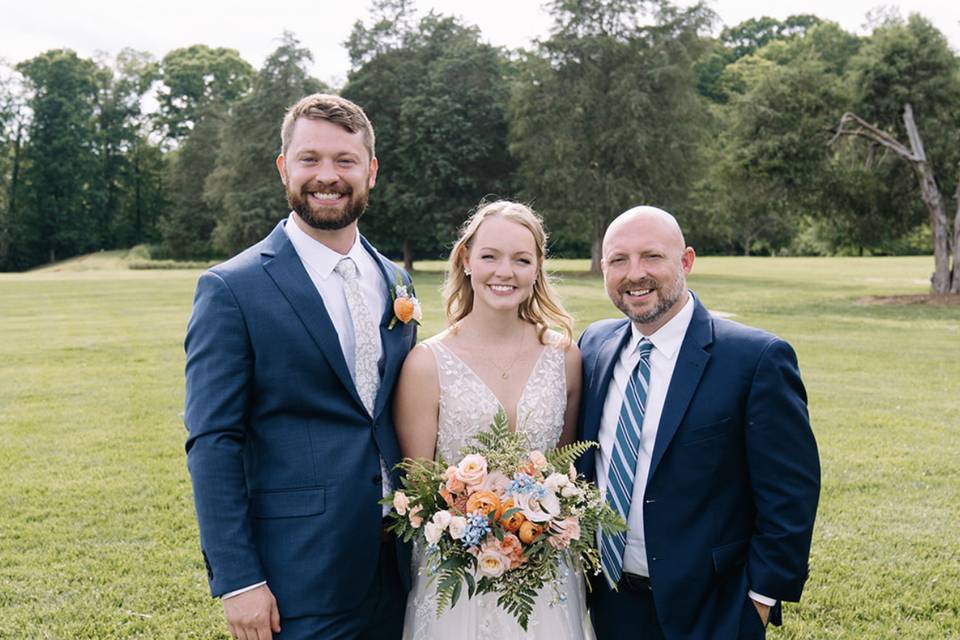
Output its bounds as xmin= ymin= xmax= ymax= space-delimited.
xmin=465 ymin=490 xmax=500 ymax=517
xmin=497 ymin=499 xmax=526 ymax=533
xmin=518 ymin=520 xmax=544 ymax=545
xmin=394 ymin=297 xmax=416 ymax=323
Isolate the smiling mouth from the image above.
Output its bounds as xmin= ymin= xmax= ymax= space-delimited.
xmin=624 ymin=288 xmax=654 ymax=297
xmin=489 ymin=284 xmax=516 ymax=293
xmin=310 ymin=191 xmax=346 ymax=202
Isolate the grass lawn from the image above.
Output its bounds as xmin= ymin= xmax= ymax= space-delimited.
xmin=0 ymin=253 xmax=957 ymax=638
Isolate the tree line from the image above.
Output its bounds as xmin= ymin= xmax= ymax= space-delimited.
xmin=0 ymin=0 xmax=957 ymax=290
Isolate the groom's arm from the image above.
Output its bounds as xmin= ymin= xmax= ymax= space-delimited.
xmin=743 ymin=337 xmax=821 ymax=607
xmin=184 ymin=271 xmax=265 ymax=597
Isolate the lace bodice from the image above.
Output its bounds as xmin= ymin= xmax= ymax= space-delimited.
xmin=404 ymin=334 xmax=594 ymax=640
xmin=425 ymin=336 xmax=567 ymax=462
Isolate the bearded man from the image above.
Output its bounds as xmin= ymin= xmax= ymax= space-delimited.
xmin=184 ymin=94 xmax=416 ymax=639
xmin=577 ymin=206 xmax=820 ymax=640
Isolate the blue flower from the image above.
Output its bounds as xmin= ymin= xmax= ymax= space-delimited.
xmin=462 ymin=511 xmax=491 ymax=548
xmin=507 ymin=472 xmax=546 ymax=498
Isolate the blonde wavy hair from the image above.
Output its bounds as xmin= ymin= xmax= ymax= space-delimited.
xmin=443 ymin=200 xmax=574 ymax=346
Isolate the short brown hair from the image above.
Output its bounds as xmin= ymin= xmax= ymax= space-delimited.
xmin=280 ymin=93 xmax=376 ymax=159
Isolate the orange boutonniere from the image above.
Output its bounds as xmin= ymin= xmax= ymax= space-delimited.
xmin=388 ymin=274 xmax=422 ymax=329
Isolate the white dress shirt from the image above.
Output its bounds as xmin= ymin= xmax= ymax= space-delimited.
xmin=222 ymin=215 xmax=390 ymax=601
xmin=595 ymin=293 xmax=774 ymax=606
xmin=283 ymin=213 xmax=386 ymax=379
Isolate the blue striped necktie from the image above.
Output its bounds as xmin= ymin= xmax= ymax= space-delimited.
xmin=601 ymin=338 xmax=653 ymax=588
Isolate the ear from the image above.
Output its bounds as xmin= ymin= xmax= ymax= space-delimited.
xmin=368 ymin=156 xmax=378 ymax=189
xmin=276 ymin=154 xmax=287 ymax=185
xmin=681 ymin=246 xmax=696 ymax=275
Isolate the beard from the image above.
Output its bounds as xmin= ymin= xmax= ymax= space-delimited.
xmin=613 ymin=268 xmax=687 ymax=326
xmin=287 ymin=181 xmax=369 ymax=231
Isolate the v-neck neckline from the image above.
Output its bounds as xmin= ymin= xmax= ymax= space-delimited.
xmin=434 ymin=340 xmax=549 ymax=431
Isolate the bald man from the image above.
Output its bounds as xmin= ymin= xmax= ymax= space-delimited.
xmin=577 ymin=207 xmax=820 ymax=640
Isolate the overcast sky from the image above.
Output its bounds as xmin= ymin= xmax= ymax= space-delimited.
xmin=2 ymin=0 xmax=958 ymax=86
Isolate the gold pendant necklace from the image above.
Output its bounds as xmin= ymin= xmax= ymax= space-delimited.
xmin=484 ymin=327 xmax=527 ymax=379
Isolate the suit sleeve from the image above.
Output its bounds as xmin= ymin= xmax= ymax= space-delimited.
xmin=744 ymin=338 xmax=820 ymax=602
xmin=184 ymin=271 xmax=264 ymax=597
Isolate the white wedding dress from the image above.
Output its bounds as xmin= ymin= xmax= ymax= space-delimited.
xmin=401 ymin=335 xmax=594 ymax=640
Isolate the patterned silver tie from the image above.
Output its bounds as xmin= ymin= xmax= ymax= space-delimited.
xmin=334 ymin=257 xmax=380 ymax=415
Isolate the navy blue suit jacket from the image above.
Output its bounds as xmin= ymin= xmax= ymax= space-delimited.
xmin=184 ymin=220 xmax=417 ymax=617
xmin=578 ymin=294 xmax=819 ymax=639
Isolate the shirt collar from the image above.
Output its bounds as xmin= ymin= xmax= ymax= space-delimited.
xmin=283 ymin=212 xmax=368 ymax=280
xmin=628 ymin=291 xmax=694 ymax=359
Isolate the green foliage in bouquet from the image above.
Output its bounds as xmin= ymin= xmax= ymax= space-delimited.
xmin=382 ymin=410 xmax=626 ymax=630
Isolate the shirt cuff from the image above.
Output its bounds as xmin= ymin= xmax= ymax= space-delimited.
xmin=222 ymin=581 xmax=267 ymax=599
xmin=748 ymin=590 xmax=777 ymax=607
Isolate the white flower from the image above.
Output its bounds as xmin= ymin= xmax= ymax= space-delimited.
xmin=479 ymin=471 xmax=511 ymax=494
xmin=432 ymin=510 xmax=452 ymax=530
xmin=424 ymin=521 xmax=443 ymax=545
xmin=477 ymin=548 xmax=508 ymax=578
xmin=448 ymin=516 xmax=467 ymax=540
xmin=515 ymin=490 xmax=561 ymax=523
xmin=544 ymin=472 xmax=569 ymax=493
xmin=561 ymin=484 xmax=583 ymax=499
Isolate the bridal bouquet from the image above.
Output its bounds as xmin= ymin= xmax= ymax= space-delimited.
xmin=383 ymin=411 xmax=626 ymax=630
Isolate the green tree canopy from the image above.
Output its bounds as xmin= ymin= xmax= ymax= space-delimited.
xmin=206 ymin=33 xmax=326 ymax=255
xmin=156 ymin=45 xmax=254 ymax=142
xmin=510 ymin=0 xmax=713 ymax=269
xmin=344 ymin=5 xmax=514 ymax=267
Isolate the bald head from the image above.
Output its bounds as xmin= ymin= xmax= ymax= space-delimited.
xmin=603 ymin=206 xmax=686 ymax=256
xmin=600 ymin=205 xmax=695 ymax=334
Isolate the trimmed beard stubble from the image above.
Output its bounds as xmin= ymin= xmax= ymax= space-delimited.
xmin=289 ymin=187 xmax=369 ymax=231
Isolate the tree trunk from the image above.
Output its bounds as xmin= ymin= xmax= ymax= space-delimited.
xmin=952 ymin=179 xmax=960 ymax=293
xmin=402 ymin=237 xmax=414 ymax=273
xmin=590 ymin=219 xmax=603 ymax=275
xmin=832 ymin=104 xmax=955 ymax=294
xmin=902 ymin=105 xmax=951 ymax=294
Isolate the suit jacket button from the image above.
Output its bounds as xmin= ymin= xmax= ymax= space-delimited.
xmin=372 ymin=475 xmax=382 ymax=485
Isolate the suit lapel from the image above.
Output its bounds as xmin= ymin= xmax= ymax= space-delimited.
xmin=260 ymin=221 xmax=366 ymax=413
xmin=583 ymin=321 xmax=632 ymax=443
xmin=646 ymin=298 xmax=714 ymax=484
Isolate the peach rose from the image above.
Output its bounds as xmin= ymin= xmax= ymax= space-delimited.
xmin=547 ymin=516 xmax=581 ymax=549
xmin=456 ymin=454 xmax=488 ymax=488
xmin=408 ymin=505 xmax=423 ymax=528
xmin=568 ymin=463 xmax=578 ymax=483
xmin=499 ymin=533 xmax=525 ymax=569
xmin=518 ymin=520 xmax=544 ymax=545
xmin=529 ymin=450 xmax=547 ymax=471
xmin=465 ymin=490 xmax=500 ymax=517
xmin=392 ymin=491 xmax=410 ymax=516
xmin=445 ymin=475 xmax=466 ymax=494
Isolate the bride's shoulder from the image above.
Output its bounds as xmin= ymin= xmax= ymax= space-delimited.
xmin=541 ymin=328 xmax=576 ymax=351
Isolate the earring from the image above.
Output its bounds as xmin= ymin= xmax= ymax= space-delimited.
xmin=464 ymin=268 xmax=472 ymax=277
